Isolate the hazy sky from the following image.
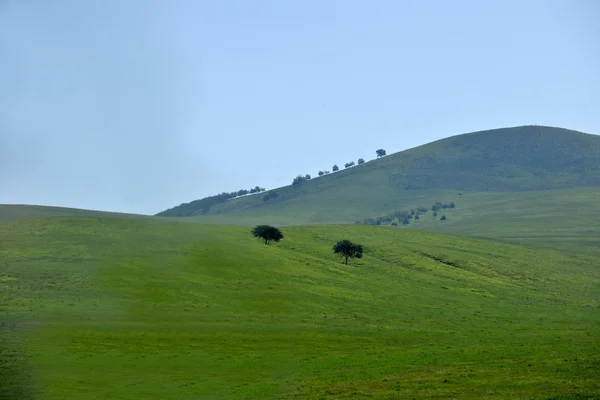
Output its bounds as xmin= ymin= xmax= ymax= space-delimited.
xmin=1 ymin=0 xmax=599 ymax=214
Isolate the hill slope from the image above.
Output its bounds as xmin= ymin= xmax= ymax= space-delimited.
xmin=1 ymin=217 xmax=599 ymax=399
xmin=157 ymin=126 xmax=600 ymax=223
xmin=0 ymin=204 xmax=156 ymax=222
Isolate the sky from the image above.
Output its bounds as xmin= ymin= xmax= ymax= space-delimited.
xmin=1 ymin=0 xmax=599 ymax=215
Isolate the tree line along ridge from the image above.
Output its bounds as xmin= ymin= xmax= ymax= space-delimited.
xmin=157 ymin=148 xmax=388 ymax=216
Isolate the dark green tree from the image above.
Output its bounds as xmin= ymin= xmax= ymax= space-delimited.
xmin=292 ymin=175 xmax=306 ymax=186
xmin=252 ymin=225 xmax=283 ymax=245
xmin=376 ymin=149 xmax=387 ymax=157
xmin=441 ymin=215 xmax=447 ymax=221
xmin=357 ymin=158 xmax=365 ymax=164
xmin=332 ymin=164 xmax=339 ymax=171
xmin=318 ymin=171 xmax=325 ymax=176
xmin=333 ymin=240 xmax=364 ymax=265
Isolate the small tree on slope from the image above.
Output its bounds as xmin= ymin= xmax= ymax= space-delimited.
xmin=252 ymin=225 xmax=283 ymax=245
xmin=333 ymin=240 xmax=364 ymax=265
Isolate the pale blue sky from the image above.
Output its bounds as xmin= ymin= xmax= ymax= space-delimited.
xmin=1 ymin=0 xmax=599 ymax=214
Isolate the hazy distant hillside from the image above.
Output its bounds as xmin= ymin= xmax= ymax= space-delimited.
xmin=158 ymin=125 xmax=600 ymax=218
xmin=0 ymin=204 xmax=153 ymax=221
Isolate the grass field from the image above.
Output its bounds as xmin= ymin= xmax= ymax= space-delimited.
xmin=0 ymin=204 xmax=153 ymax=222
xmin=2 ymin=217 xmax=599 ymax=399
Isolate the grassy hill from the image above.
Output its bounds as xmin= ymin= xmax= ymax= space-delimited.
xmin=2 ymin=217 xmax=599 ymax=399
xmin=157 ymin=126 xmax=600 ymax=224
xmin=0 ymin=204 xmax=153 ymax=222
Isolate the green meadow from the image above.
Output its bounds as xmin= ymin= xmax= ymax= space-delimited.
xmin=2 ymin=217 xmax=599 ymax=399
xmin=2 ymin=126 xmax=600 ymax=399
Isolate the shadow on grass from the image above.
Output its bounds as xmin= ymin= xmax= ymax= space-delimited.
xmin=0 ymin=322 xmax=34 ymax=400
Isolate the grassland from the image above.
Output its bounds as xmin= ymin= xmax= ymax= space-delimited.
xmin=0 ymin=204 xmax=154 ymax=222
xmin=2 ymin=217 xmax=599 ymax=399
xmin=185 ymin=186 xmax=600 ymax=258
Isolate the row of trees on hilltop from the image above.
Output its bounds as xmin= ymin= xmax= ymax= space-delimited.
xmin=159 ymin=148 xmax=390 ymax=216
xmin=293 ymin=149 xmax=387 ymax=186
xmin=156 ymin=185 xmax=267 ymax=216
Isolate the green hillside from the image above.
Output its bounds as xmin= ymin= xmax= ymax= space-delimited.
xmin=190 ymin=187 xmax=600 ymax=257
xmin=2 ymin=217 xmax=599 ymax=399
xmin=157 ymin=126 xmax=600 ymax=223
xmin=0 ymin=204 xmax=153 ymax=222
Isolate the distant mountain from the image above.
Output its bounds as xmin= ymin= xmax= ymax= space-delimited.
xmin=157 ymin=125 xmax=600 ymax=221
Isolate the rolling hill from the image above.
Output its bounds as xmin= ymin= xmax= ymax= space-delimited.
xmin=158 ymin=125 xmax=600 ymax=221
xmin=154 ymin=125 xmax=600 ymax=255
xmin=1 ymin=217 xmax=599 ymax=399
xmin=0 ymin=204 xmax=153 ymax=222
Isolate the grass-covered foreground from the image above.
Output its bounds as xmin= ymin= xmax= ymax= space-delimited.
xmin=1 ymin=217 xmax=599 ymax=399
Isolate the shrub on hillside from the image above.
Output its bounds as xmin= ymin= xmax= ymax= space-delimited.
xmin=292 ymin=175 xmax=307 ymax=186
xmin=249 ymin=186 xmax=265 ymax=194
xmin=432 ymin=202 xmax=454 ymax=211
xmin=263 ymin=191 xmax=279 ymax=202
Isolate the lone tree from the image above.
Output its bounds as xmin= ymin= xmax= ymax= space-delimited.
xmin=376 ymin=149 xmax=387 ymax=157
xmin=252 ymin=225 xmax=283 ymax=245
xmin=357 ymin=158 xmax=365 ymax=164
xmin=332 ymin=164 xmax=339 ymax=171
xmin=333 ymin=239 xmax=363 ymax=265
